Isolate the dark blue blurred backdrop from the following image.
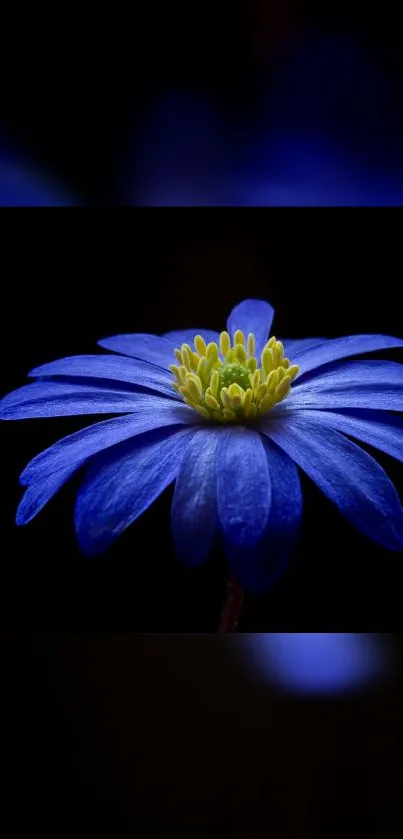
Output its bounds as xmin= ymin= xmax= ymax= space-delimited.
xmin=2 ymin=3 xmax=403 ymax=205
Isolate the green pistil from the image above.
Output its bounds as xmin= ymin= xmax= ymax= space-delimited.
xmin=218 ymin=363 xmax=250 ymax=391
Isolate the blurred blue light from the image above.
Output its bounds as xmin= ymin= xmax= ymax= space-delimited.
xmin=264 ymin=32 xmax=403 ymax=167
xmin=229 ymin=137 xmax=403 ymax=206
xmin=242 ymin=634 xmax=390 ymax=695
xmin=127 ymin=31 xmax=403 ymax=206
xmin=0 ymin=143 xmax=76 ymax=206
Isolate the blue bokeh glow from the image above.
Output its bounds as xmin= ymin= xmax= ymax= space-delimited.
xmin=127 ymin=32 xmax=403 ymax=206
xmin=242 ymin=633 xmax=391 ymax=695
xmin=0 ymin=142 xmax=76 ymax=206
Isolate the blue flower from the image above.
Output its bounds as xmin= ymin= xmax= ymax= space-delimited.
xmin=2 ymin=298 xmax=403 ymax=593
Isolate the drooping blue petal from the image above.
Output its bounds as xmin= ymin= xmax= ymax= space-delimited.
xmin=16 ymin=405 xmax=197 ymax=525
xmin=163 ymin=329 xmax=220 ymax=346
xmin=217 ymin=426 xmax=271 ymax=550
xmin=261 ymin=437 xmax=303 ymax=575
xmin=224 ymin=436 xmax=302 ymax=593
xmin=293 ymin=409 xmax=403 ymax=463
xmin=281 ymin=337 xmax=327 ymax=357
xmin=97 ymin=333 xmax=176 ymax=369
xmin=0 ymin=380 xmax=153 ymax=419
xmin=20 ymin=401 xmax=195 ymax=486
xmin=260 ymin=414 xmax=403 ymax=551
xmin=171 ymin=428 xmax=219 ymax=567
xmin=226 ymin=299 xmax=275 ymax=357
xmin=75 ymin=425 xmax=194 ymax=556
xmin=294 ymin=334 xmax=403 ymax=379
xmin=285 ymin=361 xmax=403 ymax=411
xmin=28 ymin=354 xmax=176 ymax=399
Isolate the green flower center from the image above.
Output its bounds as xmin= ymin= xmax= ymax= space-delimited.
xmin=217 ymin=362 xmax=251 ymax=391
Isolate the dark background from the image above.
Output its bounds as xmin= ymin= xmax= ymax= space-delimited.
xmin=1 ymin=633 xmax=402 ymax=838
xmin=1 ymin=208 xmax=402 ymax=632
xmin=1 ymin=3 xmax=403 ymax=204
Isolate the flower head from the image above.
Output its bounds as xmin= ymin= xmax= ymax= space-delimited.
xmin=2 ymin=298 xmax=403 ymax=593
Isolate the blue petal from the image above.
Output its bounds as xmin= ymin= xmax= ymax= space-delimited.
xmin=286 ymin=361 xmax=403 ymax=411
xmin=226 ymin=299 xmax=275 ymax=357
xmin=292 ymin=409 xmax=403 ymax=463
xmin=217 ymin=426 xmax=271 ymax=550
xmin=163 ymin=329 xmax=220 ymax=346
xmin=294 ymin=334 xmax=403 ymax=378
xmin=75 ymin=426 xmax=194 ymax=556
xmin=261 ymin=437 xmax=303 ymax=573
xmin=171 ymin=428 xmax=219 ymax=567
xmin=0 ymin=380 xmax=153 ymax=419
xmin=224 ymin=436 xmax=302 ymax=593
xmin=281 ymin=337 xmax=327 ymax=356
xmin=28 ymin=354 xmax=176 ymax=399
xmin=97 ymin=333 xmax=176 ymax=369
xmin=260 ymin=414 xmax=403 ymax=551
xmin=16 ymin=405 xmax=196 ymax=525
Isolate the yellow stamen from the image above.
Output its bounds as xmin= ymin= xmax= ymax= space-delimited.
xmin=228 ymin=383 xmax=242 ymax=398
xmin=288 ymin=364 xmax=300 ymax=381
xmin=258 ymin=393 xmax=274 ymax=414
xmin=266 ymin=369 xmax=278 ymax=391
xmin=170 ymin=328 xmax=298 ymax=423
xmin=169 ymin=364 xmax=182 ymax=383
xmin=206 ymin=342 xmax=219 ymax=363
xmin=251 ymin=369 xmax=260 ymax=390
xmin=275 ymin=375 xmax=292 ymax=402
xmin=205 ymin=393 xmax=220 ymax=411
xmin=181 ymin=344 xmax=192 ymax=370
xmin=194 ymin=335 xmax=207 ymax=355
xmin=195 ymin=405 xmax=211 ymax=420
xmin=187 ymin=373 xmax=203 ymax=398
xmin=243 ymin=388 xmax=253 ymax=410
xmin=178 ymin=365 xmax=188 ymax=383
xmin=197 ymin=356 xmax=208 ymax=382
xmin=210 ymin=370 xmax=219 ymax=397
xmin=272 ymin=341 xmax=284 ymax=367
xmin=256 ymin=383 xmax=268 ymax=401
xmin=234 ymin=343 xmax=246 ymax=364
xmin=219 ymin=331 xmax=230 ymax=356
xmin=261 ymin=347 xmax=274 ymax=375
xmin=220 ymin=388 xmax=232 ymax=409
xmin=234 ymin=329 xmax=245 ymax=347
xmin=247 ymin=333 xmax=255 ymax=358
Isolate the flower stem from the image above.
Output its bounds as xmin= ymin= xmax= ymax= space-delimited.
xmin=218 ymin=575 xmax=244 ymax=633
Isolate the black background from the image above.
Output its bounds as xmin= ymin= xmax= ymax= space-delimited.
xmin=1 ymin=208 xmax=403 ymax=632
xmin=1 ymin=633 xmax=402 ymax=838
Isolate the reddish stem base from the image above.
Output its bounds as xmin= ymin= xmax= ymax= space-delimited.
xmin=217 ymin=575 xmax=244 ymax=633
